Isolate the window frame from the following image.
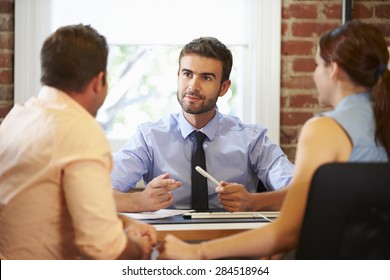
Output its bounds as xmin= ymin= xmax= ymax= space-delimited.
xmin=15 ymin=0 xmax=281 ymax=145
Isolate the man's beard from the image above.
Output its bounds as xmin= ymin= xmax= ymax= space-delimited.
xmin=177 ymin=89 xmax=219 ymax=114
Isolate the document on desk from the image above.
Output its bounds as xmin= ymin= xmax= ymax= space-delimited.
xmin=183 ymin=211 xmax=280 ymax=219
xmin=120 ymin=209 xmax=194 ymax=220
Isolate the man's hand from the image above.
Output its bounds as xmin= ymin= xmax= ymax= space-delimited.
xmin=117 ymin=214 xmax=157 ymax=259
xmin=114 ymin=173 xmax=182 ymax=212
xmin=123 ymin=217 xmax=158 ymax=245
xmin=139 ymin=173 xmax=182 ymax=212
xmin=157 ymin=234 xmax=202 ymax=260
xmin=216 ymin=181 xmax=255 ymax=212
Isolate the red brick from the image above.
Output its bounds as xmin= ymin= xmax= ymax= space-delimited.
xmin=281 ymin=111 xmax=314 ymax=126
xmin=281 ymin=96 xmax=288 ymax=108
xmin=376 ymin=4 xmax=390 ymax=19
xmin=0 ymin=69 xmax=13 ymax=84
xmin=292 ymin=22 xmax=338 ymax=37
xmin=0 ymin=86 xmax=12 ymax=101
xmin=323 ymin=4 xmax=342 ymax=19
xmin=0 ymin=33 xmax=13 ymax=49
xmin=281 ymin=76 xmax=316 ymax=90
xmin=281 ymin=23 xmax=288 ymax=36
xmin=0 ymin=16 xmax=13 ymax=32
xmin=281 ymin=40 xmax=314 ymax=56
xmin=0 ymin=103 xmax=12 ymax=119
xmin=280 ymin=126 xmax=299 ymax=145
xmin=293 ymin=58 xmax=316 ymax=72
xmin=280 ymin=145 xmax=297 ymax=163
xmin=0 ymin=1 xmax=14 ymax=14
xmin=0 ymin=53 xmax=12 ymax=68
xmin=289 ymin=94 xmax=318 ymax=108
xmin=354 ymin=3 xmax=374 ymax=19
xmin=282 ymin=4 xmax=317 ymax=19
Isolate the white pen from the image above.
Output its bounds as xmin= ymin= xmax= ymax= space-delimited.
xmin=195 ymin=166 xmax=222 ymax=187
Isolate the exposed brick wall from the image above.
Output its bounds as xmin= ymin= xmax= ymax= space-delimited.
xmin=0 ymin=0 xmax=389 ymax=163
xmin=281 ymin=0 xmax=390 ymax=161
xmin=0 ymin=0 xmax=13 ymax=123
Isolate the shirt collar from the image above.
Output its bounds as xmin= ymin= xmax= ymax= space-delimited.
xmin=37 ymin=86 xmax=92 ymax=118
xmin=335 ymin=92 xmax=372 ymax=111
xmin=178 ymin=109 xmax=220 ymax=141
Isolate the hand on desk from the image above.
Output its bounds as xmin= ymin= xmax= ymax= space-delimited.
xmin=157 ymin=234 xmax=201 ymax=260
xmin=140 ymin=173 xmax=182 ymax=212
xmin=216 ymin=181 xmax=255 ymax=212
xmin=119 ymin=214 xmax=158 ymax=259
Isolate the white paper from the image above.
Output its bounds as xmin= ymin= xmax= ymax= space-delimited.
xmin=120 ymin=209 xmax=194 ymax=220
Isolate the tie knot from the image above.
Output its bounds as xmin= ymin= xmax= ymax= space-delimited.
xmin=193 ymin=131 xmax=207 ymax=145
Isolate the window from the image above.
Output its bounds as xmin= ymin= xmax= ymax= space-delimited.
xmin=95 ymin=45 xmax=243 ymax=143
xmin=15 ymin=0 xmax=282 ymax=150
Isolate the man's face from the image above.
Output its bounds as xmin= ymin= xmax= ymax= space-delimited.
xmin=177 ymin=54 xmax=227 ymax=114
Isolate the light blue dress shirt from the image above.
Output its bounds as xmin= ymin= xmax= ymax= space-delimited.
xmin=112 ymin=110 xmax=294 ymax=209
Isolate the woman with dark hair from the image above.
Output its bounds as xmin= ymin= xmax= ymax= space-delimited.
xmin=158 ymin=20 xmax=389 ymax=260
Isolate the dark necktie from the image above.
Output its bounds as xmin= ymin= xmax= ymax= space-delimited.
xmin=191 ymin=131 xmax=209 ymax=211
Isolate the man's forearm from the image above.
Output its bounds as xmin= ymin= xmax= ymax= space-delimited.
xmin=116 ymin=236 xmax=143 ymax=260
xmin=114 ymin=190 xmax=144 ymax=212
xmin=252 ymin=188 xmax=289 ymax=211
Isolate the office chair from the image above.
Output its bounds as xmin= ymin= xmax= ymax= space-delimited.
xmin=296 ymin=162 xmax=390 ymax=260
xmin=256 ymin=179 xmax=267 ymax=193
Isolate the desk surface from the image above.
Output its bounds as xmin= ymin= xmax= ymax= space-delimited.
xmin=142 ymin=215 xmax=270 ymax=241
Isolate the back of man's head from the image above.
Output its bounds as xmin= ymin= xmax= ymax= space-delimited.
xmin=40 ymin=24 xmax=108 ymax=93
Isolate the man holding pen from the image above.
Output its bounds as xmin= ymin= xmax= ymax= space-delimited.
xmin=112 ymin=37 xmax=294 ymax=213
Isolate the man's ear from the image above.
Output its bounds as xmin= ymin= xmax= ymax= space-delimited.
xmin=92 ymin=71 xmax=106 ymax=94
xmin=329 ymin=61 xmax=340 ymax=80
xmin=101 ymin=72 xmax=106 ymax=86
xmin=219 ymin=79 xmax=232 ymax=97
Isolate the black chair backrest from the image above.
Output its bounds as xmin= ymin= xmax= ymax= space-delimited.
xmin=296 ymin=162 xmax=390 ymax=260
xmin=256 ymin=179 xmax=267 ymax=193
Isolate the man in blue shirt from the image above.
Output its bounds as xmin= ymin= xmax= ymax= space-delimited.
xmin=112 ymin=37 xmax=294 ymax=212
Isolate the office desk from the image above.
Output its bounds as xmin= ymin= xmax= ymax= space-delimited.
xmin=143 ymin=215 xmax=270 ymax=241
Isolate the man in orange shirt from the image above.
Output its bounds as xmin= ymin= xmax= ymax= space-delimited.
xmin=0 ymin=24 xmax=156 ymax=260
